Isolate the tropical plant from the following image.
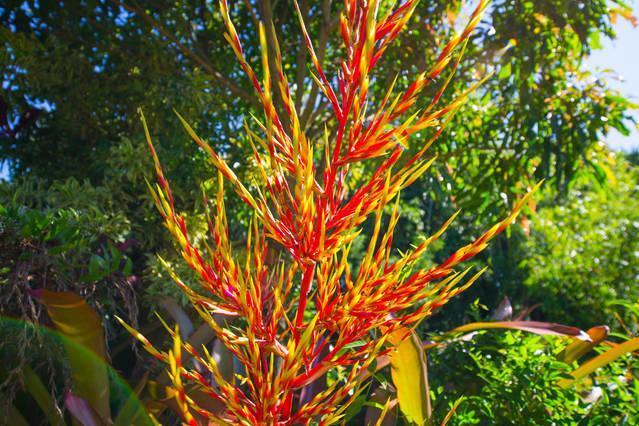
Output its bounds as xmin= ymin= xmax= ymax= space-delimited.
xmin=121 ymin=0 xmax=545 ymax=424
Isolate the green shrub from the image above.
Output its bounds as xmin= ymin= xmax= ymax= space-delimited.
xmin=518 ymin=156 xmax=639 ymax=327
xmin=430 ymin=330 xmax=639 ymax=425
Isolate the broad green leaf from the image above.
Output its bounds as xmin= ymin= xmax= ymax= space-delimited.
xmin=557 ymin=326 xmax=610 ymax=363
xmin=32 ymin=289 xmax=110 ymax=421
xmin=114 ymin=372 xmax=154 ymax=426
xmin=498 ymin=62 xmax=512 ymax=79
xmin=388 ymin=327 xmax=431 ymax=425
xmin=558 ymin=336 xmax=639 ymax=388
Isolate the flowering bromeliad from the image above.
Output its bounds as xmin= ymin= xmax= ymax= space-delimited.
xmin=125 ymin=0 xmax=538 ymax=424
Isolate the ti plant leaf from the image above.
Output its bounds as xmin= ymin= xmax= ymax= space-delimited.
xmin=449 ymin=321 xmax=592 ymax=341
xmin=388 ymin=327 xmax=431 ymax=426
xmin=30 ymin=289 xmax=110 ymax=421
xmin=558 ymin=336 xmax=639 ymax=388
xmin=557 ymin=325 xmax=610 ymax=364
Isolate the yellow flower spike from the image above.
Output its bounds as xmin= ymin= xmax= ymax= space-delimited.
xmin=175 ymin=111 xmax=261 ymax=213
xmin=115 ymin=316 xmax=166 ymax=361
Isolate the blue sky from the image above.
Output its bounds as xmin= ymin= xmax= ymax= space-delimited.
xmin=588 ymin=1 xmax=639 ymax=151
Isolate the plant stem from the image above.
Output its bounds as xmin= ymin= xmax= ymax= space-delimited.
xmin=295 ymin=262 xmax=316 ymax=329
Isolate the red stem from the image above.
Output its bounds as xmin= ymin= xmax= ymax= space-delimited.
xmin=295 ymin=262 xmax=316 ymax=329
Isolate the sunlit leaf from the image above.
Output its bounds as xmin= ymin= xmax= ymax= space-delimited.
xmin=388 ymin=327 xmax=431 ymax=425
xmin=558 ymin=336 xmax=639 ymax=388
xmin=557 ymin=326 xmax=610 ymax=364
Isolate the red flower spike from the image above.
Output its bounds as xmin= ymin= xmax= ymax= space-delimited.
xmin=126 ymin=0 xmax=541 ymax=424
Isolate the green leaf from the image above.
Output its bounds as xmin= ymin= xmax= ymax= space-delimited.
xmin=498 ymin=62 xmax=512 ymax=79
xmin=113 ymin=372 xmax=154 ymax=426
xmin=7 ymin=403 xmax=30 ymax=426
xmin=123 ymin=258 xmax=133 ymax=276
xmin=388 ymin=327 xmax=431 ymax=425
xmin=32 ymin=289 xmax=111 ymax=421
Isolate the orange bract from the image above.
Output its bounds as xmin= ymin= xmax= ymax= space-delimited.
xmin=127 ymin=0 xmax=538 ymax=424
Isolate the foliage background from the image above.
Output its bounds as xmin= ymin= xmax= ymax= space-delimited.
xmin=1 ymin=0 xmax=638 ymax=424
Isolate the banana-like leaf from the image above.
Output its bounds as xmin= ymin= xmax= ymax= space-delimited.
xmin=558 ymin=336 xmax=639 ymax=388
xmin=31 ymin=289 xmax=110 ymax=421
xmin=557 ymin=326 xmax=610 ymax=363
xmin=388 ymin=327 xmax=431 ymax=425
xmin=449 ymin=321 xmax=591 ymax=341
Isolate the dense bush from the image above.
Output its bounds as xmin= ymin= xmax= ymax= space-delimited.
xmin=430 ymin=329 xmax=639 ymax=425
xmin=518 ymin=156 xmax=639 ymax=327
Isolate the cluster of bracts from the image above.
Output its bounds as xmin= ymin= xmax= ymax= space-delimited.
xmin=124 ymin=0 xmax=537 ymax=424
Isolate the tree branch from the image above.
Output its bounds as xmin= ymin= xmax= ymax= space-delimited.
xmin=114 ymin=0 xmax=260 ymax=110
xmin=300 ymin=0 xmax=336 ymax=128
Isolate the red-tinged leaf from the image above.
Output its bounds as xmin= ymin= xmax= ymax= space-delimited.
xmin=387 ymin=327 xmax=432 ymax=425
xmin=558 ymin=326 xmax=610 ymax=364
xmin=30 ymin=289 xmax=110 ymax=421
xmin=512 ymin=303 xmax=540 ymax=321
xmin=65 ymin=392 xmax=108 ymax=426
xmin=449 ymin=321 xmax=592 ymax=341
xmin=558 ymin=336 xmax=639 ymax=388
